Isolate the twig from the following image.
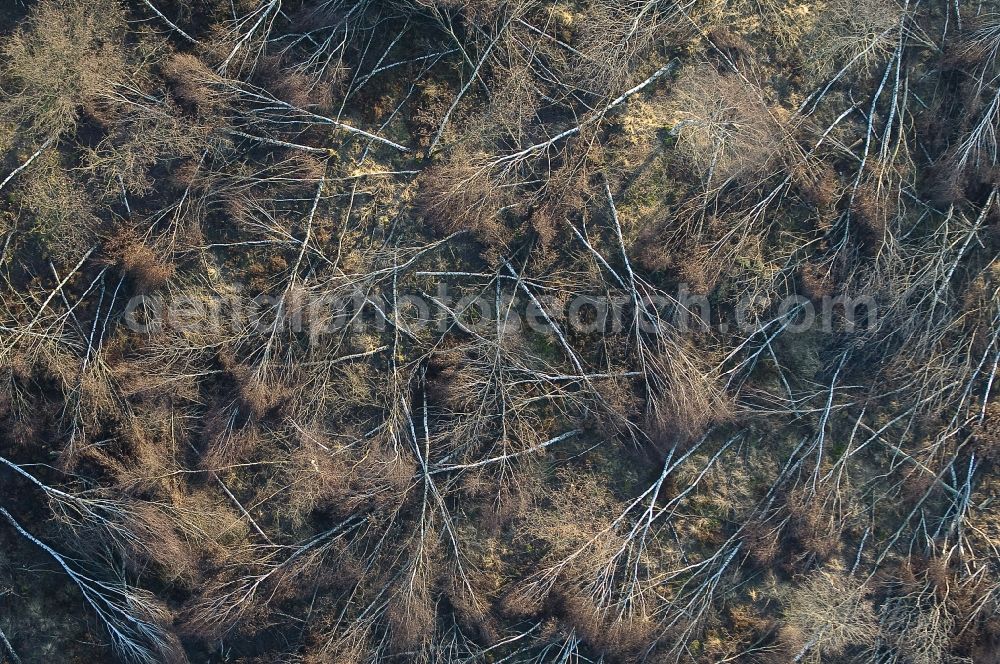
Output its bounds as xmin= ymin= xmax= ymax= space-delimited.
xmin=0 ymin=624 xmax=20 ymax=664
xmin=0 ymin=137 xmax=53 ymax=192
xmin=141 ymin=0 xmax=198 ymax=44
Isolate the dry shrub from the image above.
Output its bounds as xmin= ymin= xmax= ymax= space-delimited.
xmin=506 ymin=473 xmax=664 ymax=646
xmin=122 ymin=502 xmax=204 ymax=586
xmin=218 ymin=352 xmax=288 ymax=421
xmin=111 ymin=355 xmax=200 ymax=403
xmin=785 ymin=486 xmax=841 ymax=560
xmin=77 ymin=359 xmax=120 ymax=415
xmin=0 ymin=0 xmax=126 ymax=136
xmin=300 ymin=630 xmax=371 ymax=664
xmin=520 ymin=473 xmax=622 ymax=566
xmin=645 ymin=344 xmax=733 ymax=447
xmin=105 ymin=227 xmax=176 ymax=292
xmin=172 ymin=489 xmax=252 ymax=568
xmin=529 ymin=203 xmax=562 ymax=253
xmin=634 ymin=223 xmax=672 ymax=272
xmin=556 ymin=588 xmax=656 ymax=655
xmin=1 ymin=397 xmax=47 ymax=449
xmin=670 ymin=65 xmax=790 ymax=186
xmin=386 ymin=592 xmax=435 ymax=655
xmin=962 ymin=264 xmax=1000 ymax=331
xmin=799 ymin=262 xmax=834 ymax=301
xmin=742 ymin=519 xmax=782 ymax=568
xmin=409 ymin=78 xmax=453 ymax=149
xmin=443 ymin=562 xmax=498 ymax=644
xmin=718 ymin=0 xmax=818 ymax=47
xmin=385 ymin=542 xmax=438 ymax=655
xmin=420 ymin=150 xmax=510 ymax=247
xmin=284 ymin=433 xmax=415 ymax=521
xmin=109 ymin=410 xmax=186 ymax=489
xmin=774 ymin=623 xmax=809 ymax=661
xmin=781 ymin=568 xmax=878 ymax=659
xmin=465 ymin=461 xmax=544 ymax=533
xmin=708 ymin=27 xmax=752 ymax=60
xmin=850 ymin=183 xmax=887 ymax=253
xmin=32 ymin=344 xmax=80 ymax=391
xmin=18 ymin=157 xmax=99 ymax=265
xmin=556 ymin=590 xmax=602 ymax=644
xmin=498 ymin=581 xmax=546 ymax=620
xmin=947 ymin=15 xmax=1000 ymax=69
xmin=55 ymin=442 xmax=205 ymax=586
xmin=358 ymin=442 xmax=414 ymax=499
xmin=880 ymin=554 xmax=997 ymax=660
xmin=162 ymin=53 xmax=224 ymax=112
xmin=281 ymin=436 xmax=354 ymax=525
xmin=485 ymin=60 xmax=545 ymax=139
xmin=166 ymin=155 xmax=206 ymax=192
xmin=253 ymin=56 xmax=318 ymax=109
xmin=591 ymin=373 xmax=643 ymax=437
xmin=728 ymin=603 xmax=770 ymax=635
xmin=182 ymin=531 xmax=349 ymax=641
xmin=287 ymin=153 xmax=327 ymax=183
xmin=200 ymin=369 xmax=289 ymax=471
xmin=882 ymin=592 xmax=954 ymax=664
xmin=904 ymin=553 xmax=998 ymax=649
xmin=794 ymin=161 xmax=841 ymax=211
xmin=806 ymin=0 xmax=903 ymax=77
xmin=408 ymin=0 xmax=507 ymax=27
xmin=235 ymin=374 xmax=280 ymax=421
xmin=929 ymin=156 xmax=971 ymax=206
xmin=201 ymin=405 xmax=265 ymax=468
xmin=971 ymin=400 xmax=1000 ymax=462
xmin=609 ymin=616 xmax=658 ymax=656
xmin=674 ymin=245 xmax=721 ymax=296
xmin=181 ymin=547 xmax=326 ymax=641
xmin=86 ymin=97 xmax=209 ymax=195
xmin=573 ymin=0 xmax=678 ymax=96
xmin=269 ymin=540 xmax=353 ymax=603
xmin=326 ymin=363 xmax=375 ymax=415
